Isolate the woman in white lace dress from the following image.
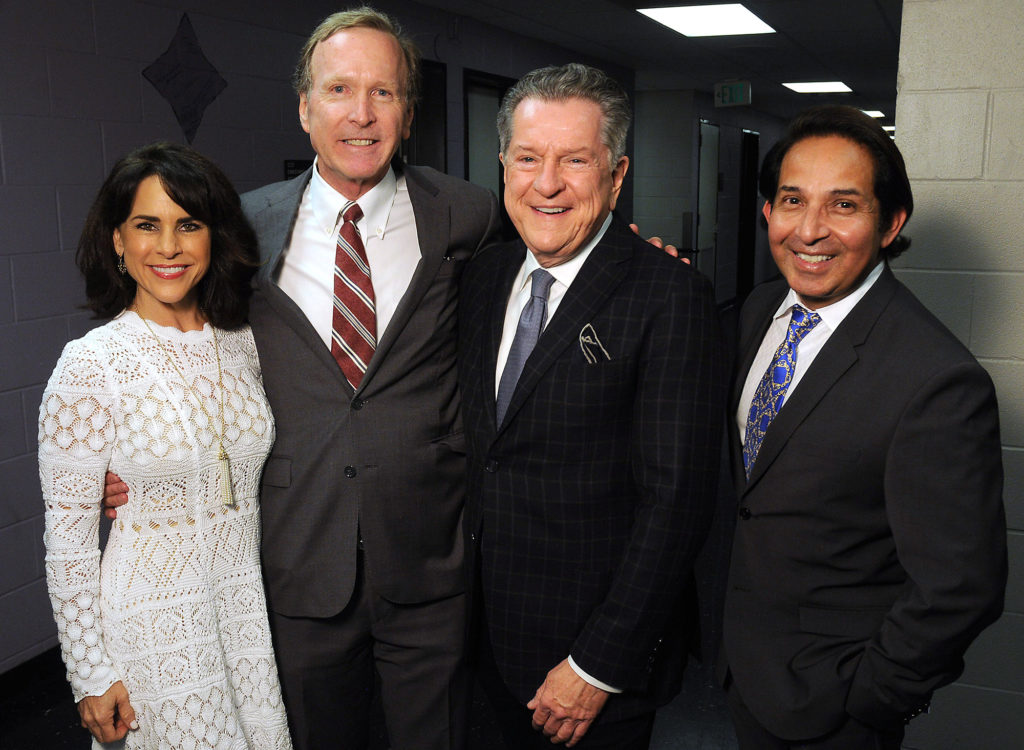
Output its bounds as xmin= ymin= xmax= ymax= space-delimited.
xmin=38 ymin=143 xmax=292 ymax=749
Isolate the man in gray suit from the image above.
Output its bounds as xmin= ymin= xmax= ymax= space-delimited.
xmin=240 ymin=8 xmax=504 ymax=749
xmin=108 ymin=8 xmax=499 ymax=750
xmin=240 ymin=9 xmax=501 ymax=750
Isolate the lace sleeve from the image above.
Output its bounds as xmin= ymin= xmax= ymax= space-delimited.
xmin=38 ymin=339 xmax=120 ymax=702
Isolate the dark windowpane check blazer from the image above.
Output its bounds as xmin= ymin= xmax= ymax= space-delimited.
xmin=459 ymin=215 xmax=728 ymax=722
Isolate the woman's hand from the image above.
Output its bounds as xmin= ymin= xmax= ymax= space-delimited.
xmin=103 ymin=471 xmax=129 ymax=520
xmin=78 ymin=681 xmax=138 ymax=743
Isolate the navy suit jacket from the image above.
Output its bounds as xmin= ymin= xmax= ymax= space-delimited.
xmin=459 ymin=216 xmax=727 ymax=720
xmin=241 ymin=162 xmax=500 ymax=617
xmin=722 ymin=267 xmax=1007 ymax=738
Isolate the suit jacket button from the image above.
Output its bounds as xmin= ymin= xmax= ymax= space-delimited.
xmin=344 ymin=466 xmax=357 ymax=478
xmin=351 ymin=397 xmax=364 ymax=410
xmin=485 ymin=459 xmax=498 ymax=473
xmin=738 ymin=506 xmax=752 ymax=520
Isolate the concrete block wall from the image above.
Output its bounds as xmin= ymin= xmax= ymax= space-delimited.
xmin=0 ymin=0 xmax=633 ymax=675
xmin=895 ymin=1 xmax=1024 ymax=746
xmin=0 ymin=0 xmax=324 ymax=675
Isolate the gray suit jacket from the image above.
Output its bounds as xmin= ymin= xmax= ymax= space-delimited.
xmin=721 ymin=267 xmax=1007 ymax=738
xmin=242 ymin=162 xmax=501 ymax=617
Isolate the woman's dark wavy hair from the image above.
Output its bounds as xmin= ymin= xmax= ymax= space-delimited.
xmin=759 ymin=104 xmax=914 ymax=259
xmin=76 ymin=142 xmax=258 ymax=328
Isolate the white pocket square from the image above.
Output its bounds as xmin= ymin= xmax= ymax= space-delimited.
xmin=579 ymin=324 xmax=611 ymax=364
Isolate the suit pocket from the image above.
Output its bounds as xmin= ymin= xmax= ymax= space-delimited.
xmin=563 ymin=353 xmax=634 ymax=380
xmin=431 ymin=430 xmax=466 ymax=455
xmin=261 ymin=455 xmax=292 ymax=488
xmin=435 ymin=254 xmax=469 ymax=279
xmin=799 ymin=605 xmax=887 ymax=638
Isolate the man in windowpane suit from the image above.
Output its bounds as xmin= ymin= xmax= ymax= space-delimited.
xmin=719 ymin=105 xmax=1007 ymax=749
xmin=458 ymin=63 xmax=726 ymax=749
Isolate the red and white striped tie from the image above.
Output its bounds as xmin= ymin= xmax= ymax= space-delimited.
xmin=330 ymin=202 xmax=376 ymax=388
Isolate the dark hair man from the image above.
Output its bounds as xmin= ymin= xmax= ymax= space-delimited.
xmin=720 ymin=104 xmax=1007 ymax=749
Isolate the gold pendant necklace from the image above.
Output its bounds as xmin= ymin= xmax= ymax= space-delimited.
xmin=138 ymin=314 xmax=236 ymax=507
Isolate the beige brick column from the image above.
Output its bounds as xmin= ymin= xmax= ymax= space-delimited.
xmin=895 ymin=1 xmax=1024 ymax=746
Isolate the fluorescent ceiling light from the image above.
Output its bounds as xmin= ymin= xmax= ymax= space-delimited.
xmin=639 ymin=4 xmax=775 ymax=37
xmin=783 ymin=81 xmax=852 ymax=93
xmin=862 ymin=110 xmax=885 ymax=118
xmin=882 ymin=125 xmax=896 ymax=132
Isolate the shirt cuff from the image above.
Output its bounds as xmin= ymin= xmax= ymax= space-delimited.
xmin=567 ymin=655 xmax=622 ymax=694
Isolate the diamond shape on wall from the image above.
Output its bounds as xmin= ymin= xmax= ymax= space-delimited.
xmin=143 ymin=13 xmax=227 ymax=143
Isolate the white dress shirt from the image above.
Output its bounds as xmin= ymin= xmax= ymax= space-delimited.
xmin=276 ymin=159 xmax=421 ymax=350
xmin=494 ymin=213 xmax=622 ymax=694
xmin=494 ymin=214 xmax=612 ymax=396
xmin=736 ymin=261 xmax=885 ymax=443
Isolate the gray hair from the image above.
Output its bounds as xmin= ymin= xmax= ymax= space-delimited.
xmin=292 ymin=6 xmax=420 ymax=107
xmin=497 ymin=63 xmax=631 ymax=166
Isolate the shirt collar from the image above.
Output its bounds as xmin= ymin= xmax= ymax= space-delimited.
xmin=520 ymin=213 xmax=614 ymax=291
xmin=773 ymin=260 xmax=885 ymax=330
xmin=309 ymin=158 xmax=398 ymax=240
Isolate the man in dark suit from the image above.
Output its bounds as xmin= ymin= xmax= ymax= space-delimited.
xmin=238 ymin=10 xmax=499 ymax=750
xmin=721 ymin=105 xmax=1007 ymax=749
xmin=459 ymin=63 xmax=726 ymax=749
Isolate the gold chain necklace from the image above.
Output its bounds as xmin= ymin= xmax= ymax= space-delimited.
xmin=138 ymin=313 xmax=236 ymax=507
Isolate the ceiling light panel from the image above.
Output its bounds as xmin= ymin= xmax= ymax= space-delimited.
xmin=639 ymin=4 xmax=775 ymax=37
xmin=783 ymin=81 xmax=853 ymax=93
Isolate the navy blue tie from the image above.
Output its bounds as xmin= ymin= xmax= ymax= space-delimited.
xmin=496 ymin=269 xmax=556 ymax=425
xmin=743 ymin=304 xmax=822 ymax=478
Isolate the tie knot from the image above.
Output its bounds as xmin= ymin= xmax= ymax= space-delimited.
xmin=342 ymin=201 xmax=363 ymax=225
xmin=530 ymin=269 xmax=556 ymax=300
xmin=787 ymin=304 xmax=822 ymax=344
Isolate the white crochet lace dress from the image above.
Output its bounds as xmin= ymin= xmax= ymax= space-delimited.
xmin=38 ymin=311 xmax=292 ymax=749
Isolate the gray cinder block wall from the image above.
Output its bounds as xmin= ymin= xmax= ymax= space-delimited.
xmin=894 ymin=1 xmax=1024 ymax=747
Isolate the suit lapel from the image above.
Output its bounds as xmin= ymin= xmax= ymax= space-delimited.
xmin=743 ymin=335 xmax=857 ymax=489
xmin=361 ymin=164 xmax=444 ymax=386
xmin=254 ymin=278 xmax=352 ymax=392
xmin=250 ymin=169 xmax=311 ymax=284
xmin=497 ymin=219 xmax=632 ymax=433
xmin=743 ymin=267 xmax=900 ymax=490
xmin=731 ymin=290 xmax=780 ymax=414
xmin=246 ymin=168 xmax=354 ymax=393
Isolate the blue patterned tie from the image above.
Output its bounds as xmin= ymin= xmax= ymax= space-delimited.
xmin=743 ymin=304 xmax=822 ymax=478
xmin=496 ymin=269 xmax=556 ymax=425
